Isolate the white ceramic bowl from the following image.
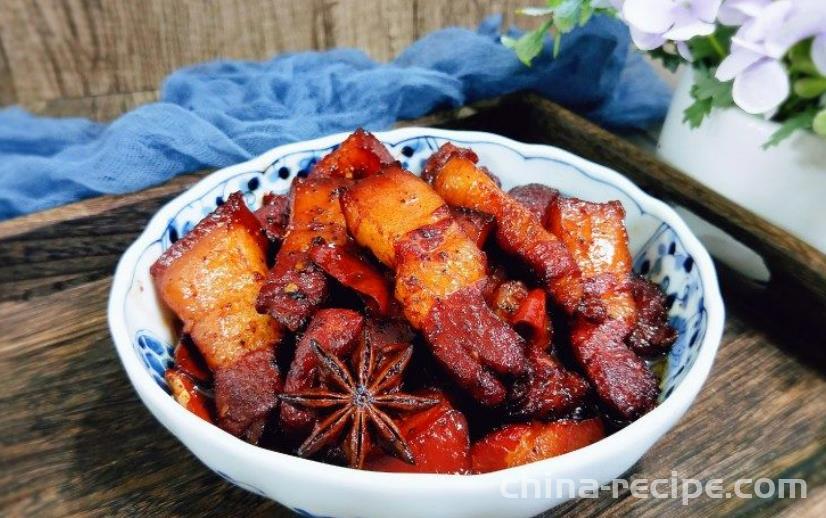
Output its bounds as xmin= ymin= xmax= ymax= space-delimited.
xmin=108 ymin=127 xmax=724 ymax=518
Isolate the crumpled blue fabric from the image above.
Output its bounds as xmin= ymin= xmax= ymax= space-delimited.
xmin=0 ymin=14 xmax=670 ymax=219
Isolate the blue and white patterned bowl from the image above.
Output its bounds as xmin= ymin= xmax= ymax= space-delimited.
xmin=109 ymin=128 xmax=724 ymax=518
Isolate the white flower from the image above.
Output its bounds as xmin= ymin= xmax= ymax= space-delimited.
xmin=763 ymin=0 xmax=826 ymax=74
xmin=717 ymin=0 xmax=771 ymax=26
xmin=621 ymin=0 xmax=723 ymax=50
xmin=715 ymin=0 xmax=826 ymax=114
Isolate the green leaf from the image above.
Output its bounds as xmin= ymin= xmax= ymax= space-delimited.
xmin=503 ymin=19 xmax=554 ymax=66
xmin=687 ymin=27 xmax=735 ymax=66
xmin=788 ymin=39 xmax=820 ymax=75
xmin=788 ymin=39 xmax=812 ymax=63
xmin=693 ymin=71 xmax=734 ymax=107
xmin=763 ymin=110 xmax=817 ymax=148
xmin=556 ymin=0 xmax=583 ymax=31
xmin=794 ymin=77 xmax=826 ymax=99
xmin=683 ymin=97 xmax=713 ymax=128
xmin=553 ymin=31 xmax=562 ymax=58
xmin=648 ymin=47 xmax=682 ymax=72
xmin=682 ymin=66 xmax=734 ymax=128
xmin=579 ymin=3 xmax=594 ymax=25
xmin=813 ymin=110 xmax=826 ymax=136
xmin=507 ymin=1 xmax=619 ymax=64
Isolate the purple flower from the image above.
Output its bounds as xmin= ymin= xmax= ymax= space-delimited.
xmin=621 ymin=0 xmax=723 ymax=50
xmin=716 ymin=0 xmax=826 ymax=114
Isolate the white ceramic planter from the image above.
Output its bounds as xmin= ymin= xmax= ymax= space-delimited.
xmin=658 ymin=70 xmax=826 ymax=278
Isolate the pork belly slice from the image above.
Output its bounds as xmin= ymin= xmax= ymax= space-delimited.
xmin=256 ymin=176 xmax=350 ymax=331
xmin=570 ymin=318 xmax=659 ymax=420
xmin=150 ymin=191 xmax=281 ymax=371
xmin=258 ymin=131 xmax=397 ymax=329
xmin=546 ymin=196 xmax=636 ymax=323
xmin=424 ymin=144 xmax=584 ymax=315
xmin=547 ymin=196 xmax=660 ymax=420
xmin=341 ymin=165 xmax=528 ymax=406
xmin=490 ymin=284 xmax=590 ymax=419
xmin=450 ymin=207 xmax=495 ymax=249
xmin=150 ymin=192 xmax=282 ymax=440
xmin=312 ymin=128 xmax=396 ymax=179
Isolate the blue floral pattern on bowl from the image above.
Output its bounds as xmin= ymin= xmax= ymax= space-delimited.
xmin=130 ymin=133 xmax=708 ymax=405
xmin=135 ymin=330 xmax=173 ymax=391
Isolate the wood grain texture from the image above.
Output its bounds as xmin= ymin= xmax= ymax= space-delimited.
xmin=24 ymin=90 xmax=160 ymax=121
xmin=1 ymin=107 xmax=825 ymax=517
xmin=0 ymin=0 xmax=534 ymax=112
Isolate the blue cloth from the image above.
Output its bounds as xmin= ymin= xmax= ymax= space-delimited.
xmin=0 ymin=15 xmax=670 ymax=219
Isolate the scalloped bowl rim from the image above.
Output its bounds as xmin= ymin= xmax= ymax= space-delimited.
xmin=108 ymin=127 xmax=724 ymax=494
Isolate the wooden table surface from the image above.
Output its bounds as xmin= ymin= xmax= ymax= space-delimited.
xmin=1 ymin=1 xmax=825 ymax=516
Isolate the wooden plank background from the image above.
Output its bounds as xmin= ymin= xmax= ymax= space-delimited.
xmin=0 ymin=0 xmax=537 ymax=120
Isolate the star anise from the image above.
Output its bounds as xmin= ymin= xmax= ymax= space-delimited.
xmin=280 ymin=336 xmax=438 ymax=469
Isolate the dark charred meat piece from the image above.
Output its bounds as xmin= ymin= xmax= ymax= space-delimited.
xmin=570 ymin=318 xmax=659 ymax=420
xmin=362 ymin=318 xmax=416 ymax=354
xmin=423 ymin=281 xmax=529 ymax=406
xmin=214 ymin=349 xmax=282 ymax=444
xmin=626 ymin=275 xmax=678 ymax=356
xmin=257 ymin=253 xmax=329 ymax=332
xmin=505 ymin=288 xmax=590 ymax=419
xmin=280 ymin=309 xmax=364 ymax=435
xmin=311 ymin=128 xmax=396 ymax=179
xmin=508 ymin=184 xmax=559 ymax=223
xmin=509 ymin=349 xmax=590 ymax=419
xmin=309 ymin=244 xmax=391 ymax=316
xmin=254 ymin=192 xmax=290 ymax=243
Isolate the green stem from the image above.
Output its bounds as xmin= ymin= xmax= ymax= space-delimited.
xmin=707 ymin=34 xmax=725 ymax=59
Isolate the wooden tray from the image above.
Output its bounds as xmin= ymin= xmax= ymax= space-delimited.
xmin=1 ymin=97 xmax=823 ymax=516
xmin=410 ymin=93 xmax=826 ymax=362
